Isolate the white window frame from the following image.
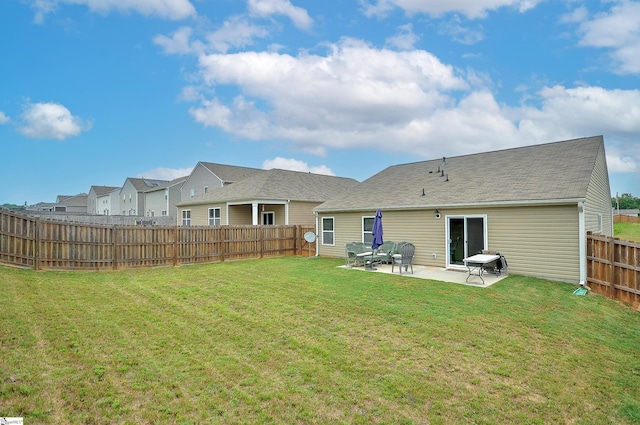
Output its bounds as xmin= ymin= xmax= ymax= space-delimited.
xmin=208 ymin=207 xmax=221 ymax=226
xmin=597 ymin=213 xmax=603 ymax=233
xmin=182 ymin=210 xmax=191 ymax=226
xmin=362 ymin=215 xmax=374 ymax=245
xmin=322 ymin=217 xmax=335 ymax=246
xmin=262 ymin=211 xmax=275 ymax=226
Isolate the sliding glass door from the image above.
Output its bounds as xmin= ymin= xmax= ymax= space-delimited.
xmin=447 ymin=215 xmax=487 ymax=266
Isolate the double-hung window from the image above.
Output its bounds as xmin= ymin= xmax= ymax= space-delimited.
xmin=362 ymin=216 xmax=374 ymax=245
xmin=322 ymin=217 xmax=334 ymax=245
xmin=208 ymin=207 xmax=221 ymax=226
xmin=182 ymin=210 xmax=191 ymax=226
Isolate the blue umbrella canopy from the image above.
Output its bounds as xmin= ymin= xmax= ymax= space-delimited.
xmin=371 ymin=209 xmax=384 ymax=250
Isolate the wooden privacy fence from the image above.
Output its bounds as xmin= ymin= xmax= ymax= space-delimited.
xmin=614 ymin=215 xmax=640 ymax=224
xmin=587 ymin=231 xmax=640 ymax=309
xmin=0 ymin=209 xmax=316 ymax=271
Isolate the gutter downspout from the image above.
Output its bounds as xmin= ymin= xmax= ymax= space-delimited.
xmin=285 ymin=199 xmax=290 ymax=225
xmin=578 ymin=201 xmax=586 ymax=285
xmin=313 ymin=211 xmax=319 ymax=257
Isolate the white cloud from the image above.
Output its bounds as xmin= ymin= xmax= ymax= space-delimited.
xmin=439 ymin=16 xmax=485 ymax=45
xmin=154 ymin=27 xmax=202 ymax=55
xmin=205 ymin=16 xmax=270 ymax=53
xmin=248 ymin=0 xmax=313 ymax=30
xmin=262 ymin=157 xmax=335 ymax=175
xmin=176 ymin=30 xmax=640 ymax=173
xmin=385 ymin=24 xmax=419 ymax=50
xmin=18 ymin=102 xmax=91 ymax=140
xmin=516 ymin=85 xmax=640 ymax=141
xmin=360 ymin=0 xmax=542 ymax=19
xmin=191 ymin=38 xmax=468 ymax=154
xmin=607 ymin=152 xmax=638 ymax=173
xmin=0 ymin=111 xmax=10 ymax=124
xmin=137 ymin=167 xmax=193 ymax=180
xmin=559 ymin=6 xmax=588 ymax=24
xmin=576 ymin=2 xmax=640 ymax=74
xmin=155 ymin=18 xmax=269 ymax=56
xmin=31 ymin=0 xmax=196 ymax=23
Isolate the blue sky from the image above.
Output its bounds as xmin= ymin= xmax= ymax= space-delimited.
xmin=1 ymin=0 xmax=639 ymax=205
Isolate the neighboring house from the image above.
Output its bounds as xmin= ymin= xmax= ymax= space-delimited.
xmin=180 ymin=162 xmax=266 ymax=202
xmin=314 ymin=136 xmax=612 ymax=283
xmin=98 ymin=187 xmax=121 ymax=216
xmin=88 ymin=186 xmax=120 ymax=215
xmin=177 ymin=169 xmax=359 ymax=227
xmin=119 ymin=178 xmax=169 ymax=216
xmin=26 ymin=202 xmax=57 ymax=212
xmin=55 ymin=193 xmax=88 ymax=213
xmin=144 ymin=176 xmax=188 ymax=217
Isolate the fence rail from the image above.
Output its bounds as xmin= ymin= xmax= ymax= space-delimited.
xmin=0 ymin=209 xmax=316 ymax=270
xmin=587 ymin=231 xmax=640 ymax=309
xmin=614 ymin=215 xmax=640 ymax=224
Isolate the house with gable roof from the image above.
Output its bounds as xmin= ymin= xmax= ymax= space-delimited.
xmin=314 ymin=136 xmax=612 ymax=283
xmin=88 ymin=185 xmax=120 ymax=215
xmin=120 ymin=178 xmax=169 ymax=216
xmin=144 ymin=176 xmax=188 ymax=217
xmin=180 ymin=162 xmax=266 ymax=202
xmin=177 ymin=169 xmax=359 ymax=227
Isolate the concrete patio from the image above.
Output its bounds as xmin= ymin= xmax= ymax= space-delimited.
xmin=339 ymin=262 xmax=508 ymax=287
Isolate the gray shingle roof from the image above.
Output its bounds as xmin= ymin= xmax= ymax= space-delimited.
xmin=200 ymin=162 xmax=265 ymax=184
xmin=126 ymin=178 xmax=170 ymax=192
xmin=178 ymin=169 xmax=359 ymax=206
xmin=91 ymin=186 xmax=120 ymax=196
xmin=315 ymin=136 xmax=606 ymax=212
xmin=144 ymin=176 xmax=188 ymax=193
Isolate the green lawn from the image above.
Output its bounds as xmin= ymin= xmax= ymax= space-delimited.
xmin=615 ymin=222 xmax=640 ymax=242
xmin=1 ymin=257 xmax=640 ymax=424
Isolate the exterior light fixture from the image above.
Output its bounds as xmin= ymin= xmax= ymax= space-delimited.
xmin=435 ymin=209 xmax=441 ymax=219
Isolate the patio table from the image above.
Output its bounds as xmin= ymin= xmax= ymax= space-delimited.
xmin=357 ymin=251 xmax=376 ymax=270
xmin=463 ymin=253 xmax=500 ymax=284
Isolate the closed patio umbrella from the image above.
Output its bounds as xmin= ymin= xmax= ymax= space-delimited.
xmin=369 ymin=209 xmax=383 ymax=270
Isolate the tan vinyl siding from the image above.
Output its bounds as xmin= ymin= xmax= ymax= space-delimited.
xmin=319 ymin=210 xmax=445 ymax=266
xmin=320 ymin=204 xmax=581 ymax=282
xmin=584 ymin=145 xmax=613 ymax=236
xmin=484 ymin=205 xmax=580 ymax=282
xmin=288 ymin=201 xmax=320 ymax=225
xmin=259 ymin=204 xmax=285 ymax=225
xmin=178 ymin=205 xmax=208 ymax=225
xmin=229 ymin=205 xmax=252 ymax=225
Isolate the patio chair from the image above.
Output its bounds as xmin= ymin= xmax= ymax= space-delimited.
xmin=392 ymin=242 xmax=415 ymax=274
xmin=373 ymin=240 xmax=395 ymax=264
xmin=345 ymin=242 xmax=369 ymax=267
xmin=480 ymin=250 xmax=507 ymax=275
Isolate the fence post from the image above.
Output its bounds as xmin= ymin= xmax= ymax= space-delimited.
xmin=34 ymin=217 xmax=41 ymax=271
xmin=112 ymin=225 xmax=118 ymax=271
xmin=608 ymin=235 xmax=615 ymax=299
xmin=173 ymin=226 xmax=179 ymax=267
xmin=220 ymin=227 xmax=226 ymax=262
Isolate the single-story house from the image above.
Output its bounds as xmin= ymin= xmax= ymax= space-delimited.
xmin=314 ymin=136 xmax=612 ymax=283
xmin=177 ymin=169 xmax=359 ymax=227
